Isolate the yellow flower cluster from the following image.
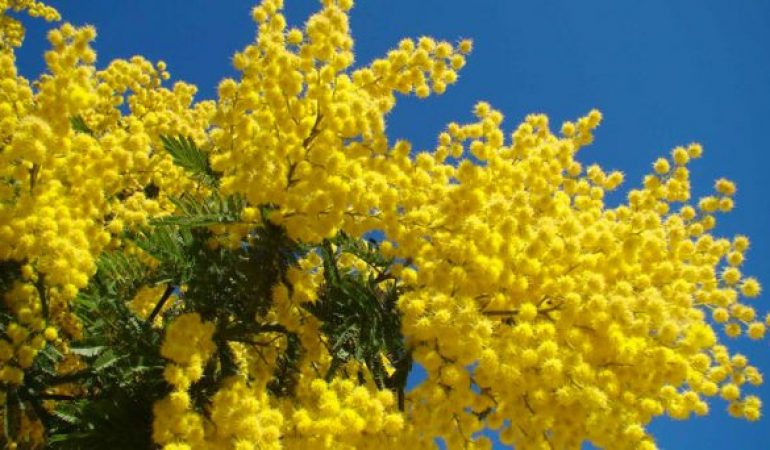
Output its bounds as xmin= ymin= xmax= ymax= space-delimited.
xmin=2 ymin=0 xmax=767 ymax=448
xmin=160 ymin=312 xmax=217 ymax=389
xmin=280 ymin=378 xmax=417 ymax=450
xmin=207 ymin=378 xmax=284 ymax=450
xmin=154 ymin=313 xmax=219 ymax=448
xmin=154 ymin=377 xmax=285 ymax=450
xmin=209 ymin=0 xmax=471 ymax=243
xmin=391 ymin=106 xmax=766 ymax=447
xmin=0 ymin=0 xmax=59 ymax=48
xmin=0 ymin=281 xmax=44 ymax=384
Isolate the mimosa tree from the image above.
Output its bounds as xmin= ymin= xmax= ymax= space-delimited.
xmin=0 ymin=1 xmax=765 ymax=449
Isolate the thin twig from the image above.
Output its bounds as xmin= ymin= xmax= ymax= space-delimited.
xmin=147 ymin=284 xmax=175 ymax=324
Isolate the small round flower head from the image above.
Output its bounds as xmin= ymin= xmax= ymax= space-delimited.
xmin=251 ymin=5 xmax=268 ymax=22
xmin=741 ymin=278 xmax=761 ymax=298
xmin=712 ymin=308 xmax=729 ymax=323
xmin=450 ymin=54 xmax=466 ymax=69
xmin=286 ymin=28 xmax=303 ymax=45
xmin=722 ymin=267 xmax=741 ymax=285
xmin=474 ymin=101 xmax=491 ymax=118
xmin=734 ymin=235 xmax=750 ymax=252
xmin=561 ymin=121 xmax=576 ymax=137
xmin=653 ymin=158 xmax=670 ymax=174
xmin=688 ymin=143 xmax=704 ymax=158
xmin=672 ymin=146 xmax=689 ymax=165
xmin=747 ymin=322 xmax=766 ymax=340
xmin=418 ymin=36 xmax=436 ymax=51
xmin=727 ymin=251 xmax=744 ymax=266
xmin=458 ymin=39 xmax=473 ymax=54
xmin=720 ymin=383 xmax=740 ymax=401
xmin=43 ymin=327 xmax=58 ymax=341
xmin=518 ymin=303 xmax=538 ymax=322
xmin=725 ymin=322 xmax=742 ymax=338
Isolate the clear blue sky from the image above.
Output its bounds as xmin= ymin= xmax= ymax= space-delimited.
xmin=13 ymin=1 xmax=770 ymax=448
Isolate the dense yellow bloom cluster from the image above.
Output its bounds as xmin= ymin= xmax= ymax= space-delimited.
xmin=154 ymin=313 xmax=219 ymax=448
xmin=160 ymin=312 xmax=217 ymax=389
xmin=210 ymin=0 xmax=471 ymax=243
xmin=391 ymin=111 xmax=767 ymax=448
xmin=0 ymin=0 xmax=59 ymax=48
xmin=1 ymin=0 xmax=767 ymax=448
xmin=154 ymin=376 xmax=285 ymax=450
xmin=280 ymin=378 xmax=419 ymax=450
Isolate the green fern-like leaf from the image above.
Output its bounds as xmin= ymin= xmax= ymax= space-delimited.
xmin=151 ymin=193 xmax=244 ymax=228
xmin=94 ymin=251 xmax=147 ymax=288
xmin=160 ymin=135 xmax=219 ymax=187
xmin=305 ymin=236 xmax=408 ymax=399
xmin=128 ymin=227 xmax=194 ymax=285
